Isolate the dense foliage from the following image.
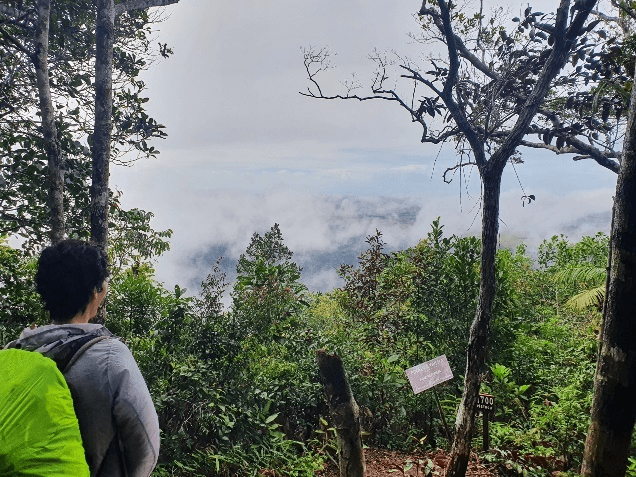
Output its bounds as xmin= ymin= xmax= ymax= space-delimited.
xmin=0 ymin=2 xmax=169 ymax=248
xmin=0 ymin=221 xmax=623 ymax=476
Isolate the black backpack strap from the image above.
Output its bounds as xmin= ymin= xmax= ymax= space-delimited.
xmin=53 ymin=334 xmax=112 ymax=373
xmin=61 ymin=335 xmax=112 ymax=373
xmin=4 ymin=327 xmax=115 ymax=373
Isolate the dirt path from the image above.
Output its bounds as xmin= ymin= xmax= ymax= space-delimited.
xmin=315 ymin=448 xmax=495 ymax=476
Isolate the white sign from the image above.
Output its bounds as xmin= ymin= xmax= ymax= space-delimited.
xmin=405 ymin=355 xmax=454 ymax=394
xmin=476 ymin=393 xmax=494 ymax=412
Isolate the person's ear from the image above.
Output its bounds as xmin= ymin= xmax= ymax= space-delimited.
xmin=86 ymin=289 xmax=98 ymax=308
xmin=95 ymin=282 xmax=108 ymax=306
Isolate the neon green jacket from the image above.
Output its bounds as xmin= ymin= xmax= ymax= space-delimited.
xmin=0 ymin=348 xmax=89 ymax=477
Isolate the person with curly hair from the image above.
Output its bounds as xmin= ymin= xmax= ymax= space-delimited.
xmin=5 ymin=239 xmax=159 ymax=477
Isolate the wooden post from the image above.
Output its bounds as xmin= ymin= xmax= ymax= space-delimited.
xmin=316 ymin=350 xmax=366 ymax=477
xmin=432 ymin=386 xmax=452 ymax=443
xmin=476 ymin=393 xmax=493 ymax=452
xmin=483 ymin=410 xmax=489 ymax=451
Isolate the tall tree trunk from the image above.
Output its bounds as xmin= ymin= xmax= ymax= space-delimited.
xmin=581 ymin=68 xmax=636 ymax=477
xmin=33 ymin=0 xmax=64 ymax=244
xmin=316 ymin=350 xmax=366 ymax=477
xmin=90 ymin=0 xmax=178 ymax=325
xmin=91 ymin=0 xmax=180 ymax=253
xmin=91 ymin=0 xmax=114 ymax=253
xmin=446 ymin=160 xmax=505 ymax=477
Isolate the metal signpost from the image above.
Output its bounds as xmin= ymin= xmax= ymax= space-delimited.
xmin=405 ymin=355 xmax=454 ymax=441
xmin=476 ymin=393 xmax=494 ymax=451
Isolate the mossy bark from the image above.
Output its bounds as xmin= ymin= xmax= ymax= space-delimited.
xmin=34 ymin=0 xmax=64 ymax=244
xmin=581 ymin=67 xmax=636 ymax=477
xmin=91 ymin=0 xmax=114 ymax=253
xmin=446 ymin=162 xmax=503 ymax=476
xmin=316 ymin=350 xmax=366 ymax=477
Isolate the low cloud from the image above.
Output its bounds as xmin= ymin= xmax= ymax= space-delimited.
xmin=152 ymin=191 xmax=423 ymax=292
xmin=132 ymin=186 xmax=614 ymax=297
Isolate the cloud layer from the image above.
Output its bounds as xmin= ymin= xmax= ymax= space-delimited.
xmin=112 ymin=162 xmax=615 ymax=297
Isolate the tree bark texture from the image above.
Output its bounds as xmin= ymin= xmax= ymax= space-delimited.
xmin=446 ymin=161 xmax=505 ymax=477
xmin=316 ymin=350 xmax=366 ymax=477
xmin=581 ymin=68 xmax=636 ymax=477
xmin=91 ymin=0 xmax=181 ymax=253
xmin=33 ymin=0 xmax=64 ymax=244
xmin=91 ymin=0 xmax=114 ymax=253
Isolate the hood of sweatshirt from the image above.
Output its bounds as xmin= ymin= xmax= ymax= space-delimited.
xmin=5 ymin=324 xmax=113 ymax=363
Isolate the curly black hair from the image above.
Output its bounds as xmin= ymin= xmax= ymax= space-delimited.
xmin=35 ymin=240 xmax=110 ymax=323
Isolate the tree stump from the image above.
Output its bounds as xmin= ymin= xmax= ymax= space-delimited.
xmin=316 ymin=349 xmax=366 ymax=477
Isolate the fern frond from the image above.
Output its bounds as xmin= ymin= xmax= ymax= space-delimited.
xmin=554 ymin=263 xmax=606 ymax=286
xmin=564 ymin=285 xmax=605 ymax=311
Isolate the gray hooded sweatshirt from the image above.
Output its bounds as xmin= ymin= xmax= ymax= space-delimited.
xmin=6 ymin=324 xmax=160 ymax=477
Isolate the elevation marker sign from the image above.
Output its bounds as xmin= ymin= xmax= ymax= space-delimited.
xmin=404 ymin=355 xmax=453 ymax=394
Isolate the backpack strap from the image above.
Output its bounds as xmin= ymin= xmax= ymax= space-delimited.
xmin=52 ymin=334 xmax=113 ymax=373
xmin=59 ymin=335 xmax=111 ymax=373
xmin=3 ymin=339 xmax=19 ymax=350
xmin=5 ymin=328 xmax=115 ymax=374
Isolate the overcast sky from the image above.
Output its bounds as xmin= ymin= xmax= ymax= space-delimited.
xmin=110 ymin=0 xmax=618 ymax=294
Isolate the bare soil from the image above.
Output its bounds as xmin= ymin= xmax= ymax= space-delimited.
xmin=314 ymin=448 xmax=496 ymax=477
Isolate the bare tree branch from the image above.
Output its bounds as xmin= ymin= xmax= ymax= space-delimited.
xmin=443 ymin=160 xmax=477 ymax=183
xmin=518 ymin=138 xmax=580 ymax=154
xmin=437 ymin=0 xmax=459 ymax=96
xmin=519 ymin=137 xmax=621 ymax=173
xmin=301 ymin=47 xmax=445 ymax=140
xmin=399 ymin=64 xmax=442 ymax=97
xmin=590 ymin=9 xmax=621 ymax=23
xmin=420 ymin=4 xmax=498 ymax=81
xmin=0 ymin=26 xmax=31 ymax=57
xmin=421 ymin=127 xmax=460 ymax=144
xmin=420 ymin=0 xmax=486 ymax=166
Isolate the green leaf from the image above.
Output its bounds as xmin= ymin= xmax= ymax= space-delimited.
xmin=517 ymin=384 xmax=530 ymax=394
xmin=265 ymin=412 xmax=279 ymax=424
xmin=223 ymin=415 xmax=235 ymax=428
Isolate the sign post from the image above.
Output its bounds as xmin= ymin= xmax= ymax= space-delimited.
xmin=476 ymin=393 xmax=494 ymax=451
xmin=405 ymin=355 xmax=454 ymax=442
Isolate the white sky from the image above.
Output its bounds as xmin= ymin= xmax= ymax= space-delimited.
xmin=110 ymin=0 xmax=618 ymax=293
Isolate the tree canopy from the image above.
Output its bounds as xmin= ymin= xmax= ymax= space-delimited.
xmin=0 ymin=1 xmax=170 ymax=248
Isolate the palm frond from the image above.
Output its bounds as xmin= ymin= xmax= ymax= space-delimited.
xmin=564 ymin=285 xmax=605 ymax=311
xmin=554 ymin=263 xmax=606 ymax=287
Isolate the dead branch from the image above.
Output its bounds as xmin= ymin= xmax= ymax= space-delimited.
xmin=518 ymin=137 xmax=620 ymax=173
xmin=443 ymin=160 xmax=478 ymax=183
